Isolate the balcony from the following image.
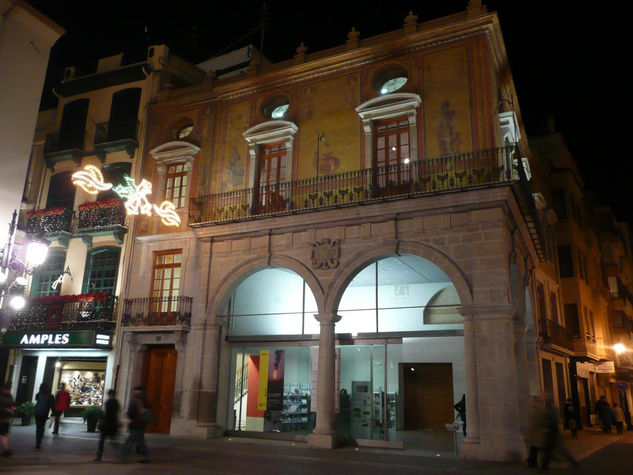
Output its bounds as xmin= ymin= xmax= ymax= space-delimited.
xmin=8 ymin=293 xmax=118 ymax=332
xmin=574 ymin=333 xmax=599 ymax=357
xmin=121 ymin=296 xmax=192 ymax=328
xmin=22 ymin=202 xmax=128 ymax=247
xmin=94 ymin=120 xmax=139 ymax=161
xmin=24 ymin=207 xmax=74 ymax=246
xmin=190 ymin=147 xmax=517 ymax=225
xmin=76 ymin=198 xmax=128 ymax=245
xmin=539 ymin=318 xmax=574 ymax=351
xmin=44 ymin=130 xmax=85 ymax=169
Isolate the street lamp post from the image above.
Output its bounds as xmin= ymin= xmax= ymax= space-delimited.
xmin=0 ymin=209 xmax=50 ymax=332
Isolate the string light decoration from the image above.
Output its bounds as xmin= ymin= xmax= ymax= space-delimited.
xmin=71 ymin=167 xmax=181 ymax=226
xmin=71 ymin=165 xmax=113 ymax=194
xmin=113 ymin=176 xmax=154 ymax=217
xmin=153 ymin=201 xmax=180 ymax=226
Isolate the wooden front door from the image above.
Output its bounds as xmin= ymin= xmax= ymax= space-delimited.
xmin=143 ymin=346 xmax=177 ymax=433
xmin=401 ymin=362 xmax=453 ymax=430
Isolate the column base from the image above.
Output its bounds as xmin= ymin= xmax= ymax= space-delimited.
xmin=307 ymin=432 xmax=343 ymax=449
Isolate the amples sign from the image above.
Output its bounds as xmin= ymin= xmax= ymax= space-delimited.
xmin=1 ymin=331 xmax=95 ymax=347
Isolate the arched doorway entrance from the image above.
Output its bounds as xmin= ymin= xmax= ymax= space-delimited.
xmin=334 ymin=254 xmax=465 ymax=448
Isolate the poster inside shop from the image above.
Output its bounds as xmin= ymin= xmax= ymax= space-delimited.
xmin=60 ymin=369 xmax=105 ymax=406
xmin=256 ymin=350 xmax=285 ymax=411
xmin=267 ymin=350 xmax=285 ymax=410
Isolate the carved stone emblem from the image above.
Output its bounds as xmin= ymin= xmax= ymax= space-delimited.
xmin=311 ymin=238 xmax=341 ymax=269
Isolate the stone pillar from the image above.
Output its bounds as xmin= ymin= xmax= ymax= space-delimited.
xmin=307 ymin=312 xmax=341 ymax=449
xmin=468 ymin=305 xmax=524 ymax=462
xmin=460 ymin=306 xmax=481 ymax=458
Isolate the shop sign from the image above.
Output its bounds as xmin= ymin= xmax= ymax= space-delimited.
xmin=595 ymin=361 xmax=615 ymax=374
xmin=1 ymin=331 xmax=94 ymax=347
xmin=576 ymin=362 xmax=590 ymax=378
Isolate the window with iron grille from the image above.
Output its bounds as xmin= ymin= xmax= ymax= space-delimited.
xmin=30 ymin=251 xmax=66 ymax=297
xmin=150 ymin=250 xmax=182 ymax=313
xmin=165 ymin=162 xmax=188 ymax=208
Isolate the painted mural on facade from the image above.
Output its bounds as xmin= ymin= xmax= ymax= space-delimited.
xmin=297 ymin=74 xmax=361 ymax=179
xmin=422 ymin=47 xmax=473 ymax=158
xmin=220 ymin=101 xmax=250 ymax=192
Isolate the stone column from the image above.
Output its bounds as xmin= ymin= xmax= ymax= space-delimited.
xmin=469 ymin=305 xmax=524 ymax=462
xmin=460 ymin=306 xmax=481 ymax=459
xmin=307 ymin=312 xmax=341 ymax=449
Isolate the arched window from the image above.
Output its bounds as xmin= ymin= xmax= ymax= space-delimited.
xmin=82 ymin=247 xmax=121 ymax=294
xmin=225 ymin=268 xmax=318 ymax=336
xmin=337 ymin=254 xmax=461 ymax=334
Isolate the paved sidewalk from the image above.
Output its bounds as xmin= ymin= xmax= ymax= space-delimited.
xmin=0 ymin=419 xmax=630 ymax=473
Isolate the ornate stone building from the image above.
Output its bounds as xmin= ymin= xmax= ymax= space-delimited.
xmin=116 ymin=3 xmax=548 ymax=462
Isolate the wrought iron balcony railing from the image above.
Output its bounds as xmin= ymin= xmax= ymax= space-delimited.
xmin=8 ymin=294 xmax=118 ymax=332
xmin=190 ymin=146 xmax=517 ymax=226
xmin=24 ymin=208 xmax=74 ymax=235
xmin=77 ymin=200 xmax=127 ymax=230
xmin=94 ymin=120 xmax=139 ymax=144
xmin=539 ymin=318 xmax=574 ymax=350
xmin=122 ymin=296 xmax=193 ymax=327
xmin=44 ymin=130 xmax=86 ymax=154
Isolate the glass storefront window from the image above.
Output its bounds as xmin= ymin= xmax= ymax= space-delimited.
xmin=229 ymin=345 xmax=314 ymax=434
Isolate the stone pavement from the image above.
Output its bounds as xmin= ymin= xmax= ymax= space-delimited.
xmin=0 ymin=418 xmax=629 ymax=473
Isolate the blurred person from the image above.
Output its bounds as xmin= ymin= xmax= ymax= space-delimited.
xmin=94 ymin=389 xmax=120 ymax=462
xmin=595 ymin=395 xmax=612 ymax=433
xmin=613 ymin=403 xmax=625 ymax=434
xmin=34 ymin=383 xmax=55 ymax=449
xmin=121 ymin=386 xmax=151 ymax=463
xmin=563 ymin=398 xmax=578 ymax=438
xmin=52 ymin=382 xmax=70 ymax=434
xmin=0 ymin=383 xmax=16 ymax=457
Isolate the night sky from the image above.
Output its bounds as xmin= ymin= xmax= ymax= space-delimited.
xmin=26 ymin=1 xmax=631 ymax=224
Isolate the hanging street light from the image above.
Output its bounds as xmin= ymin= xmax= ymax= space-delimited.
xmin=0 ymin=210 xmax=50 ymax=329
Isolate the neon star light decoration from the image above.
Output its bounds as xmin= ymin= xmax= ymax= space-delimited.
xmin=71 ymin=165 xmax=113 ymax=194
xmin=72 ymin=166 xmax=181 ymax=227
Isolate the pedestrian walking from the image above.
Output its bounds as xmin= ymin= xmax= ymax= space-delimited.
xmin=613 ymin=403 xmax=626 ymax=434
xmin=94 ymin=389 xmax=120 ymax=462
xmin=595 ymin=395 xmax=612 ymax=433
xmin=121 ymin=386 xmax=151 ymax=463
xmin=52 ymin=382 xmax=70 ymax=434
xmin=454 ymin=393 xmax=466 ymax=436
xmin=34 ymin=383 xmax=55 ymax=449
xmin=564 ymin=398 xmax=578 ymax=438
xmin=0 ymin=382 xmax=16 ymax=457
xmin=526 ymin=396 xmax=545 ymax=468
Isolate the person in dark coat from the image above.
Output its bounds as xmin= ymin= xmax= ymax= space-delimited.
xmin=34 ymin=383 xmax=55 ymax=449
xmin=94 ymin=389 xmax=120 ymax=462
xmin=121 ymin=386 xmax=151 ymax=463
xmin=454 ymin=394 xmax=466 ymax=436
xmin=595 ymin=395 xmax=612 ymax=433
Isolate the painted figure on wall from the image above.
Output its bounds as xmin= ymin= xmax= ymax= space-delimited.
xmin=221 ymin=146 xmax=245 ymax=192
xmin=435 ymin=101 xmax=461 ymax=156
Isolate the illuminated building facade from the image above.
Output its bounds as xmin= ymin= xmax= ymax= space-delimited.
xmin=117 ymin=3 xmax=553 ymax=461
